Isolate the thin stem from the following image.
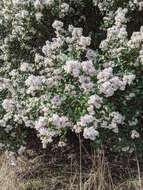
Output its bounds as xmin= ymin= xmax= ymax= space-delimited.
xmin=79 ymin=134 xmax=82 ymax=190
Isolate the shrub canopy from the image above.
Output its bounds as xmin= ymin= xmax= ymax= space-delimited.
xmin=0 ymin=0 xmax=143 ymax=152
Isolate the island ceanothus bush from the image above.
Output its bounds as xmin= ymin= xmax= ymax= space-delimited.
xmin=0 ymin=0 xmax=143 ymax=153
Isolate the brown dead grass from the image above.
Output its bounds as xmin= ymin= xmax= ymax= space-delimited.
xmin=0 ymin=149 xmax=142 ymax=190
xmin=0 ymin=154 xmax=23 ymax=190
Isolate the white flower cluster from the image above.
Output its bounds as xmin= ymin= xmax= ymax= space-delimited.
xmin=49 ymin=114 xmax=71 ymax=129
xmin=128 ymin=26 xmax=143 ymax=49
xmin=93 ymin=0 xmax=143 ymax=28
xmin=88 ymin=94 xmax=103 ymax=109
xmin=2 ymin=99 xmax=16 ymax=112
xmin=97 ymin=67 xmax=136 ymax=97
xmin=100 ymin=8 xmax=128 ymax=53
xmin=25 ymin=75 xmax=43 ymax=94
xmin=64 ymin=60 xmax=96 ymax=77
xmin=64 ymin=60 xmax=81 ymax=77
xmin=83 ymin=127 xmax=99 ymax=141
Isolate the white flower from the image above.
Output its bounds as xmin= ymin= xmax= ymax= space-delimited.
xmin=34 ymin=0 xmax=43 ymax=9
xmin=18 ymin=146 xmax=26 ymax=155
xmin=115 ymin=8 xmax=127 ymax=26
xmin=9 ymin=69 xmax=18 ymax=77
xmin=79 ymin=36 xmax=91 ymax=47
xmin=81 ymin=61 xmax=96 ymax=76
xmin=123 ymin=74 xmax=136 ymax=85
xmin=78 ymin=114 xmax=94 ymax=127
xmin=128 ymin=28 xmax=143 ymax=48
xmin=87 ymin=105 xmax=95 ymax=115
xmin=131 ymin=130 xmax=140 ymax=139
xmin=139 ymin=2 xmax=143 ymax=11
xmin=58 ymin=141 xmax=66 ymax=147
xmin=49 ymin=114 xmax=71 ymax=128
xmin=72 ymin=27 xmax=83 ymax=39
xmin=0 ymin=78 xmax=11 ymax=91
xmin=51 ymin=95 xmax=61 ymax=107
xmin=35 ymin=12 xmax=43 ymax=21
xmin=110 ymin=112 xmax=125 ymax=124
xmin=42 ymin=0 xmax=54 ymax=5
xmin=64 ymin=60 xmax=81 ymax=77
xmin=108 ymin=122 xmax=119 ymax=133
xmin=52 ymin=20 xmax=63 ymax=30
xmin=110 ymin=76 xmax=126 ymax=91
xmin=73 ymin=125 xmax=82 ymax=133
xmin=35 ymin=53 xmax=44 ymax=63
xmin=42 ymin=107 xmax=49 ymax=113
xmin=20 ymin=62 xmax=32 ymax=72
xmin=38 ymin=127 xmax=49 ymax=136
xmin=35 ymin=117 xmax=48 ymax=130
xmin=99 ymin=75 xmax=127 ymax=97
xmin=79 ymin=76 xmax=94 ymax=93
xmin=88 ymin=94 xmax=103 ymax=108
xmin=2 ymin=99 xmax=15 ymax=112
xmin=99 ymin=81 xmax=115 ymax=97
xmin=86 ymin=49 xmax=97 ymax=60
xmin=5 ymin=125 xmax=13 ymax=133
xmin=25 ymin=75 xmax=42 ymax=93
xmin=97 ymin=67 xmax=113 ymax=82
xmin=40 ymin=130 xmax=59 ymax=148
xmin=118 ymin=27 xmax=128 ymax=39
xmin=129 ymin=118 xmax=138 ymax=126
xmin=60 ymin=3 xmax=69 ymax=13
xmin=83 ymin=127 xmax=99 ymax=140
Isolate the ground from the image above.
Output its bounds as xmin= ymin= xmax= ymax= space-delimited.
xmin=0 ymin=139 xmax=142 ymax=190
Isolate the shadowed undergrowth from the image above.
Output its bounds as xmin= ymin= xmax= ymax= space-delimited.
xmin=0 ymin=145 xmax=142 ymax=190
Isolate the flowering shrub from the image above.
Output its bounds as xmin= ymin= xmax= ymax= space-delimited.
xmin=0 ymin=0 xmax=143 ymax=152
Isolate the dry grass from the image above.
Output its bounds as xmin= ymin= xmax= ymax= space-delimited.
xmin=0 ymin=154 xmax=22 ymax=190
xmin=0 ymin=149 xmax=142 ymax=190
